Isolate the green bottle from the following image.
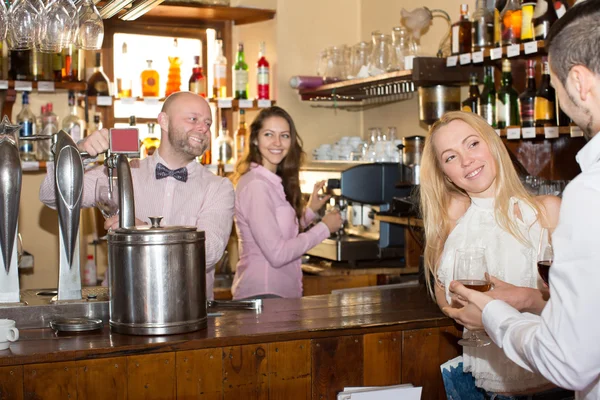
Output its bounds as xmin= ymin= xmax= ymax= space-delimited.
xmin=478 ymin=66 xmax=496 ymax=128
xmin=496 ymin=59 xmax=520 ymax=129
xmin=233 ymin=42 xmax=249 ymax=99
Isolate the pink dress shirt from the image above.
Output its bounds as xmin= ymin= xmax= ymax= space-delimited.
xmin=231 ymin=163 xmax=330 ymax=299
xmin=39 ymin=151 xmax=234 ymax=300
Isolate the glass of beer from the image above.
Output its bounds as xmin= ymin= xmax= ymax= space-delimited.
xmin=537 ymin=228 xmax=553 ymax=287
xmin=454 ymin=247 xmax=492 ymax=347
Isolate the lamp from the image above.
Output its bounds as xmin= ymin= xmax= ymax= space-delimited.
xmin=99 ymin=0 xmax=134 ymax=19
xmin=119 ymin=0 xmax=165 ymax=21
xmin=400 ymin=7 xmax=452 ymax=58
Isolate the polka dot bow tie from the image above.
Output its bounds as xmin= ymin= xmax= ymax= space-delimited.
xmin=155 ymin=162 xmax=188 ymax=182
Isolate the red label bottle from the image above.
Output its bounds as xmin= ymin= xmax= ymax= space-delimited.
xmin=257 ymin=42 xmax=270 ymax=100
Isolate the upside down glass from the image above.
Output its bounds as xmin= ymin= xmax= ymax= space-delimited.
xmin=453 ymin=248 xmax=492 ymax=347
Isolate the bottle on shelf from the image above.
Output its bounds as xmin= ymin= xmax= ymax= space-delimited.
xmin=500 ymin=0 xmax=522 ymax=45
xmin=213 ymin=39 xmax=227 ymax=98
xmin=234 ymin=42 xmax=249 ymax=100
xmin=534 ymin=57 xmax=556 ymax=127
xmin=554 ymin=0 xmax=568 ymax=19
xmin=496 ymin=59 xmax=520 ymax=129
xmin=83 ymin=254 xmax=97 ymax=286
xmin=9 ymin=50 xmax=32 ymax=81
xmin=532 ymin=0 xmax=558 ymax=41
xmin=62 ymin=90 xmax=85 ymax=143
xmin=471 ymin=0 xmax=494 ymax=51
xmin=31 ymin=50 xmax=52 ymax=82
xmin=462 ymin=73 xmax=480 ymax=113
xmin=235 ymin=109 xmax=248 ymax=161
xmin=129 ymin=115 xmax=136 ymax=127
xmin=141 ymin=122 xmax=160 ymax=158
xmin=520 ymin=1 xmax=536 ymax=42
xmin=165 ymin=38 xmax=182 ymax=97
xmin=519 ymin=59 xmax=537 ymax=128
xmin=478 ymin=65 xmax=497 ymax=128
xmin=93 ymin=113 xmax=103 ymax=133
xmin=189 ymin=55 xmax=206 ymax=97
xmin=257 ymin=42 xmax=270 ymax=100
xmin=451 ymin=4 xmax=472 ymax=55
xmin=494 ymin=0 xmax=508 ymax=46
xmin=215 ymin=113 xmax=234 ymax=164
xmin=38 ymin=102 xmax=56 ymax=161
xmin=141 ymin=59 xmax=160 ymax=97
xmin=62 ymin=44 xmax=79 ymax=82
xmin=117 ymin=42 xmax=132 ymax=98
xmin=16 ymin=92 xmax=36 ymax=161
xmin=556 ymin=98 xmax=571 ymax=127
xmin=87 ymin=52 xmax=111 ymax=96
xmin=52 ymin=51 xmax=63 ymax=82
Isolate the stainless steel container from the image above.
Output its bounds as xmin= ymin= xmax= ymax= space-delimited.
xmin=402 ymin=135 xmax=426 ymax=185
xmin=108 ymin=217 xmax=206 ymax=335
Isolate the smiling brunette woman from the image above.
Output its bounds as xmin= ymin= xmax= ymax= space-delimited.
xmin=230 ymin=106 xmax=342 ymax=300
xmin=419 ymin=111 xmax=566 ymax=398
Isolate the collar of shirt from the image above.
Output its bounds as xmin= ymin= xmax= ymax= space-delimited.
xmin=575 ymin=131 xmax=600 ymax=172
xmin=250 ymin=162 xmax=282 ymax=185
xmin=149 ymin=149 xmax=201 ymax=178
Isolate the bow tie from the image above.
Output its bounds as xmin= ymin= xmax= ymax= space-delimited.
xmin=155 ymin=163 xmax=188 ymax=182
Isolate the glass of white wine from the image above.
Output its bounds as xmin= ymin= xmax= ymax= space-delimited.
xmin=95 ymin=177 xmax=119 ymax=222
xmin=453 ymin=247 xmax=492 ymax=347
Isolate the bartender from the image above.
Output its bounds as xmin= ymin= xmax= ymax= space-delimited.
xmin=39 ymin=92 xmax=233 ymax=301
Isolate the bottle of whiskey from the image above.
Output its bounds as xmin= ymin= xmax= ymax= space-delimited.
xmin=117 ymin=42 xmax=132 ymax=98
xmin=496 ymin=59 xmax=520 ymax=129
xmin=471 ymin=0 xmax=494 ymax=51
xmin=62 ymin=44 xmax=79 ymax=82
xmin=462 ymin=73 xmax=480 ymax=113
xmin=213 ymin=39 xmax=227 ymax=98
xmin=141 ymin=60 xmax=160 ymax=97
xmin=519 ymin=59 xmax=537 ymax=128
xmin=500 ymin=0 xmax=522 ymax=45
xmin=534 ymin=57 xmax=556 ymax=127
xmin=451 ymin=4 xmax=472 ymax=55
xmin=165 ymin=38 xmax=181 ymax=97
xmin=479 ymin=66 xmax=497 ymax=128
xmin=141 ymin=122 xmax=160 ymax=158
xmin=233 ymin=42 xmax=249 ymax=99
xmin=235 ymin=109 xmax=248 ymax=161
xmin=256 ymin=42 xmax=270 ymax=100
xmin=189 ymin=55 xmax=206 ymax=97
xmin=520 ymin=1 xmax=536 ymax=42
xmin=532 ymin=0 xmax=558 ymax=40
xmin=87 ymin=52 xmax=110 ymax=96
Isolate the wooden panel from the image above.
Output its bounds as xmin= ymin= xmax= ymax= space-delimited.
xmin=0 ymin=365 xmax=23 ymax=400
xmin=127 ymin=353 xmax=176 ymax=400
xmin=24 ymin=361 xmax=77 ymax=400
xmin=223 ymin=344 xmax=268 ymax=400
xmin=363 ymin=332 xmax=401 ymax=386
xmin=77 ymin=357 xmax=127 ymax=400
xmin=302 ymin=275 xmax=377 ymax=296
xmin=312 ymin=336 xmax=363 ymax=400
xmin=176 ymin=348 xmax=223 ymax=400
xmin=402 ymin=328 xmax=443 ymax=400
xmin=268 ymin=340 xmax=311 ymax=400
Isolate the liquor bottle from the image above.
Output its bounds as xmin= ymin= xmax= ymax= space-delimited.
xmin=520 ymin=1 xmax=536 ymax=42
xmin=215 ymin=114 xmax=234 ymax=164
xmin=534 ymin=57 xmax=556 ymax=127
xmin=87 ymin=52 xmax=110 ymax=96
xmin=556 ymin=98 xmax=571 ymax=127
xmin=235 ymin=109 xmax=247 ymax=161
xmin=500 ymin=0 xmax=522 ymax=45
xmin=496 ymin=59 xmax=520 ymax=129
xmin=93 ymin=114 xmax=103 ymax=132
xmin=519 ymin=59 xmax=537 ymax=128
xmin=62 ymin=44 xmax=78 ymax=82
xmin=30 ymin=50 xmax=44 ymax=81
xmin=554 ymin=0 xmax=568 ymax=19
xmin=165 ymin=38 xmax=182 ymax=97
xmin=17 ymin=92 xmax=36 ymax=161
xmin=188 ymin=55 xmax=206 ymax=97
xmin=141 ymin=122 xmax=160 ymax=158
xmin=52 ymin=52 xmax=62 ymax=82
xmin=472 ymin=0 xmax=494 ymax=51
xmin=257 ymin=42 xmax=270 ymax=100
xmin=129 ymin=115 xmax=136 ymax=127
xmin=451 ymin=4 xmax=472 ymax=55
xmin=478 ymin=66 xmax=497 ymax=128
xmin=533 ymin=0 xmax=558 ymax=40
xmin=462 ymin=73 xmax=481 ymax=113
xmin=83 ymin=255 xmax=97 ymax=286
xmin=117 ymin=42 xmax=132 ymax=98
xmin=9 ymin=50 xmax=31 ymax=81
xmin=38 ymin=102 xmax=59 ymax=161
xmin=141 ymin=60 xmax=160 ymax=97
xmin=233 ymin=42 xmax=249 ymax=100
xmin=62 ymin=91 xmax=85 ymax=143
xmin=213 ymin=39 xmax=227 ymax=98
xmin=494 ymin=0 xmax=508 ymax=46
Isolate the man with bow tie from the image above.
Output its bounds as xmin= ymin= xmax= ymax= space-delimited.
xmin=39 ymin=92 xmax=234 ymax=300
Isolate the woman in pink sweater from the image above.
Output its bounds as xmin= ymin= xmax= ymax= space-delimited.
xmin=231 ymin=107 xmax=342 ymax=300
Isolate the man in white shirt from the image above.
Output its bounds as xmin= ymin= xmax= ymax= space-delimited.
xmin=444 ymin=2 xmax=600 ymax=399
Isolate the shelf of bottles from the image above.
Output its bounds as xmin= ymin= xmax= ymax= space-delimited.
xmin=445 ymin=40 xmax=546 ymax=67
xmin=209 ymin=98 xmax=275 ymax=111
xmin=0 ymin=81 xmax=87 ymax=92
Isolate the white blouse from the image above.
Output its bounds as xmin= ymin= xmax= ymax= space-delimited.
xmin=437 ymin=196 xmax=550 ymax=393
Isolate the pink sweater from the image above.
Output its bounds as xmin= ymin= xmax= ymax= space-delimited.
xmin=231 ymin=164 xmax=330 ymax=299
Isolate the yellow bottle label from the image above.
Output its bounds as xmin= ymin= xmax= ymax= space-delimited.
xmin=535 ymin=97 xmax=555 ymax=121
xmin=462 ymin=105 xmax=473 ymax=113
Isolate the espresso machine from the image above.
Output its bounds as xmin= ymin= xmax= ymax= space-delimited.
xmin=300 ymin=162 xmax=411 ymax=266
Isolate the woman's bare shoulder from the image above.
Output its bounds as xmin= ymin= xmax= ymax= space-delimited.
xmin=447 ymin=193 xmax=471 ymax=221
xmin=535 ymin=195 xmax=562 ymax=229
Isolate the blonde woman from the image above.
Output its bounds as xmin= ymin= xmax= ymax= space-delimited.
xmin=420 ymin=111 xmax=565 ymax=398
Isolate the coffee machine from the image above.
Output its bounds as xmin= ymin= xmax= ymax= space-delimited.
xmin=300 ymin=161 xmax=411 ymax=266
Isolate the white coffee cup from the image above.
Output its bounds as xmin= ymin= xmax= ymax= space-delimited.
xmin=0 ymin=319 xmax=19 ymax=350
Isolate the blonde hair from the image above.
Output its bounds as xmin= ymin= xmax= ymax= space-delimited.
xmin=420 ymin=111 xmax=543 ymax=297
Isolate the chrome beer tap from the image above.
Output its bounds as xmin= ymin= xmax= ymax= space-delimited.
xmin=0 ymin=116 xmax=24 ymax=303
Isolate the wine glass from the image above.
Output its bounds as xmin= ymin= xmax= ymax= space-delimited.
xmin=75 ymin=0 xmax=104 ymax=50
xmin=537 ymin=228 xmax=553 ymax=287
xmin=7 ymin=0 xmax=42 ymax=50
xmin=95 ymin=177 xmax=119 ymax=221
xmin=0 ymin=1 xmax=8 ymax=42
xmin=453 ymin=247 xmax=492 ymax=347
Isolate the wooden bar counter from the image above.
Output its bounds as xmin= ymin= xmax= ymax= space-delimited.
xmin=0 ymin=286 xmax=461 ymax=399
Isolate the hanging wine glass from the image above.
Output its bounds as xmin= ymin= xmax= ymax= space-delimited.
xmin=38 ymin=0 xmax=76 ymax=53
xmin=0 ymin=1 xmax=8 ymax=43
xmin=76 ymin=0 xmax=104 ymax=50
xmin=7 ymin=0 xmax=42 ymax=50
